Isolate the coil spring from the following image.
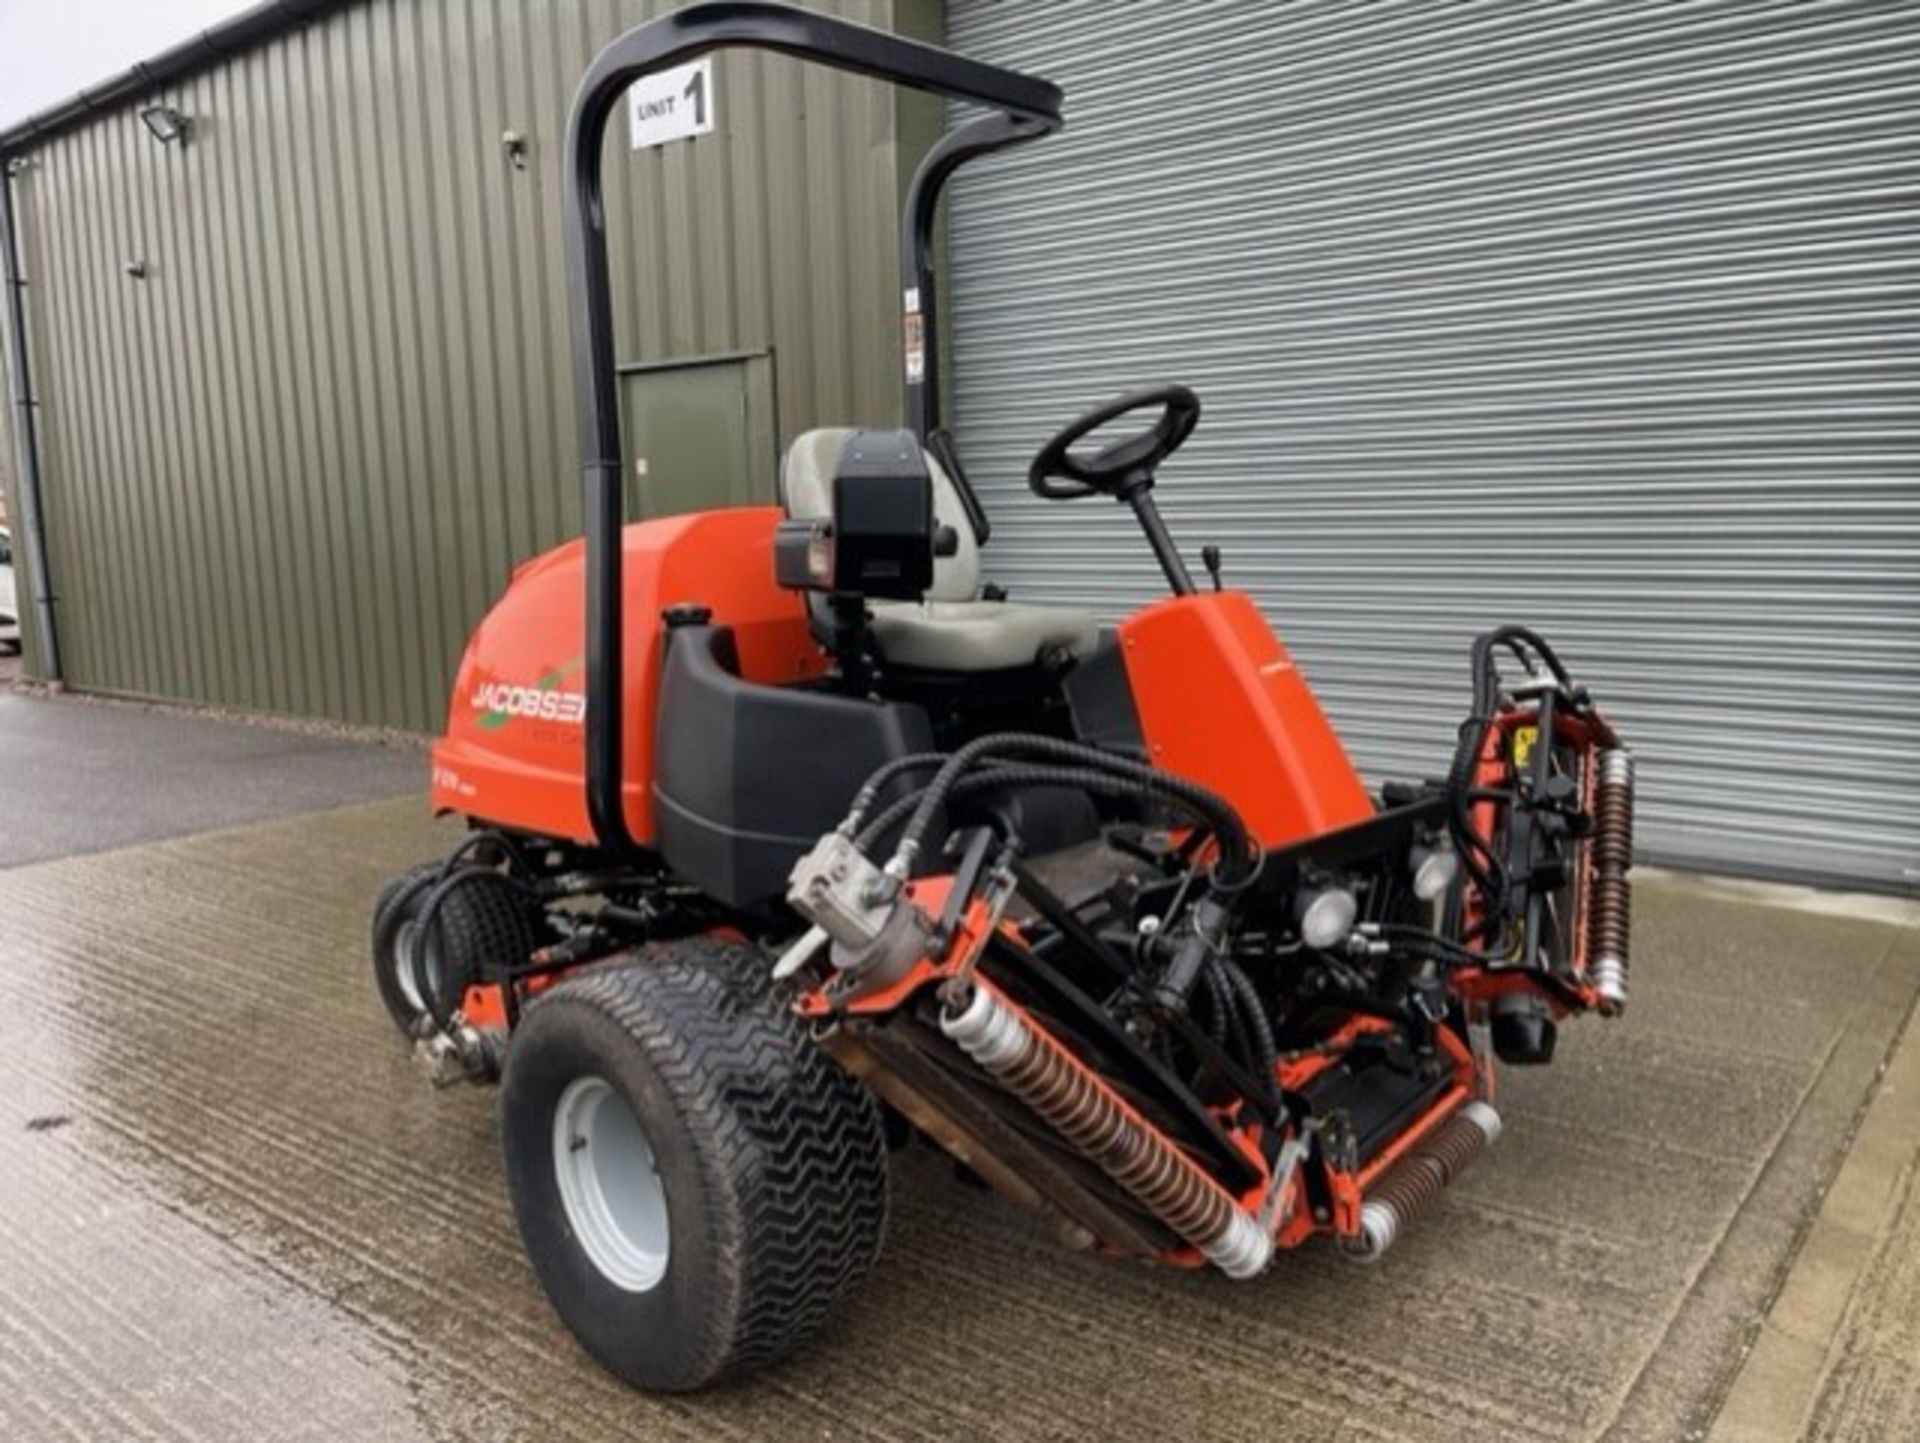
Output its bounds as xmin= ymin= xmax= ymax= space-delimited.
xmin=1347 ymin=1101 xmax=1501 ymax=1263
xmin=942 ymin=984 xmax=1271 ymax=1277
xmin=1587 ymin=749 xmax=1635 ymax=1014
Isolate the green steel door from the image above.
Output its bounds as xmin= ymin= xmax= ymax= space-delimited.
xmin=619 ymin=354 xmax=777 ymax=519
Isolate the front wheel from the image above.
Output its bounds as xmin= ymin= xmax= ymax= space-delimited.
xmin=370 ymin=862 xmax=536 ymax=1039
xmin=499 ymin=941 xmax=890 ymax=1391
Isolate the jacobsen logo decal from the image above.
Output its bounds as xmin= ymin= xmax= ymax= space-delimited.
xmin=474 ymin=658 xmax=585 ymax=730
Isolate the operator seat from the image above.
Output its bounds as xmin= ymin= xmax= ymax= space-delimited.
xmin=782 ymin=429 xmax=1100 ymax=673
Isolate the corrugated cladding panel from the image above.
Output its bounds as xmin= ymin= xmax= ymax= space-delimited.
xmin=9 ymin=0 xmax=928 ymax=730
xmin=947 ymin=0 xmax=1919 ymax=888
xmin=0 ymin=386 xmax=12 ymax=522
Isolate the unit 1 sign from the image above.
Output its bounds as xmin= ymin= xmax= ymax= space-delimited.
xmin=629 ymin=58 xmax=715 ymax=149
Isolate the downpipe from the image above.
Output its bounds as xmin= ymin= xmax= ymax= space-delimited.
xmin=1344 ymin=1100 xmax=1502 ymax=1264
xmin=940 ymin=979 xmax=1273 ymax=1279
xmin=0 ymin=160 xmax=61 ymax=680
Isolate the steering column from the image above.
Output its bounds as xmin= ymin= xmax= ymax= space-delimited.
xmin=1028 ymin=384 xmax=1203 ymax=596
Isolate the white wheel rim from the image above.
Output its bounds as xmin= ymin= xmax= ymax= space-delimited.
xmin=392 ymin=919 xmax=444 ymax=1017
xmin=552 ymin=1076 xmax=671 ymax=1292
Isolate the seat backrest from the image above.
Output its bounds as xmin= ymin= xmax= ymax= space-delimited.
xmin=781 ymin=428 xmax=980 ymax=602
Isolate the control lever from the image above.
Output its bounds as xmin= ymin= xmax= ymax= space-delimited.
xmin=1201 ymin=545 xmax=1224 ymax=591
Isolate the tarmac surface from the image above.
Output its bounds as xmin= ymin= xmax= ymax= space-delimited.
xmin=1 ymin=690 xmax=1916 ymax=1441
xmin=0 ymin=688 xmax=421 ymax=866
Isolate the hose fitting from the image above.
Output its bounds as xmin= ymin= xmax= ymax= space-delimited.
xmin=941 ymin=982 xmax=1273 ymax=1279
xmin=1587 ymin=749 xmax=1634 ymax=1015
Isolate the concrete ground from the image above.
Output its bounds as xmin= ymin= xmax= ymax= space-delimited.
xmin=1 ymin=691 xmax=1916 ymax=1442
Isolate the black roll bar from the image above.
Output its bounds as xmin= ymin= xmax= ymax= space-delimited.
xmin=563 ymin=1 xmax=1062 ymax=858
xmin=901 ymin=112 xmax=1051 ymax=544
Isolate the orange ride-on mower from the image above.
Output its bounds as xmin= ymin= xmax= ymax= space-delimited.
xmin=373 ymin=3 xmax=1637 ymax=1394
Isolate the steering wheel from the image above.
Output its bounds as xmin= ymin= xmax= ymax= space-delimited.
xmin=1028 ymin=384 xmax=1201 ymax=501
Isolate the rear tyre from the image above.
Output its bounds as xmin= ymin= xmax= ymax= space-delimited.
xmin=370 ymin=862 xmax=537 ymax=1038
xmin=500 ymin=943 xmax=889 ymax=1391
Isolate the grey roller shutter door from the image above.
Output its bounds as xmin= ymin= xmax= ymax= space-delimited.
xmin=945 ymin=0 xmax=1919 ymax=890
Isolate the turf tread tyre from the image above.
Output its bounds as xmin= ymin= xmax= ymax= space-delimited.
xmin=640 ymin=932 xmax=781 ymax=1001
xmin=501 ymin=942 xmax=889 ymax=1391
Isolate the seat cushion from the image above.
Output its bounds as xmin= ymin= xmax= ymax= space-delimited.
xmin=868 ymin=598 xmax=1100 ymax=672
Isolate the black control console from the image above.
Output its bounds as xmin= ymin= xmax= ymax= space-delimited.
xmin=776 ymin=430 xmax=937 ymax=600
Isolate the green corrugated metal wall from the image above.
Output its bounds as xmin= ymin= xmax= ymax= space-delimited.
xmin=6 ymin=0 xmax=939 ymax=728
xmin=0 ymin=412 xmax=12 ymax=524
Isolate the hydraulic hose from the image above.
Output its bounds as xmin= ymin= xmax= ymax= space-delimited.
xmin=856 ymin=763 xmax=1026 ymax=852
xmin=841 ymin=751 xmax=949 ymax=833
xmin=858 ymin=760 xmax=1236 ymax=864
xmin=1213 ymin=952 xmax=1279 ymax=1098
xmin=413 ymin=866 xmax=527 ymax=1032
xmin=890 ymin=731 xmax=1023 ymax=861
xmin=1197 ymin=955 xmax=1232 ymax=1048
xmin=879 ymin=732 xmax=1257 ymax=888
xmin=1446 ymin=626 xmax=1576 ymax=927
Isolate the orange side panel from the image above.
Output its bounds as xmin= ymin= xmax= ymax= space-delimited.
xmin=428 ymin=508 xmax=825 ymax=845
xmin=1118 ymin=591 xmax=1373 ymax=849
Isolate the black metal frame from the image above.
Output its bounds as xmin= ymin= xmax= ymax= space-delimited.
xmin=562 ymin=0 xmax=1063 ymax=859
xmin=901 ymin=113 xmax=1053 ymax=543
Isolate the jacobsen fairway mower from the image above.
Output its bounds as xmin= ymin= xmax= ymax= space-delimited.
xmin=373 ymin=2 xmax=1636 ymax=1393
